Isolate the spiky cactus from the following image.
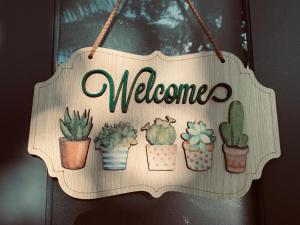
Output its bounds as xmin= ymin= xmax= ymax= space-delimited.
xmin=141 ymin=116 xmax=176 ymax=145
xmin=220 ymin=101 xmax=248 ymax=148
xmin=59 ymin=108 xmax=93 ymax=141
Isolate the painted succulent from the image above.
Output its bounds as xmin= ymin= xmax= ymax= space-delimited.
xmin=220 ymin=101 xmax=248 ymax=148
xmin=59 ymin=108 xmax=93 ymax=141
xmin=94 ymin=122 xmax=138 ymax=150
xmin=182 ymin=121 xmax=216 ymax=151
xmin=141 ymin=116 xmax=176 ymax=145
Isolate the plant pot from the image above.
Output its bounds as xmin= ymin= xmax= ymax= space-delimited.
xmin=146 ymin=145 xmax=177 ymax=171
xmin=223 ymin=144 xmax=249 ymax=173
xmin=182 ymin=141 xmax=214 ymax=171
xmin=59 ymin=138 xmax=90 ymax=170
xmin=101 ymin=147 xmax=129 ymax=170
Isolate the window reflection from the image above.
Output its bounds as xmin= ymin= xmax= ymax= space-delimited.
xmin=57 ymin=0 xmax=245 ymax=64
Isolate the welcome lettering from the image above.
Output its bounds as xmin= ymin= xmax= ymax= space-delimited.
xmin=82 ymin=67 xmax=232 ymax=113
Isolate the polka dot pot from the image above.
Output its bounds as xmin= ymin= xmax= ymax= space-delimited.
xmin=146 ymin=145 xmax=177 ymax=171
xmin=182 ymin=141 xmax=214 ymax=171
xmin=223 ymin=144 xmax=249 ymax=173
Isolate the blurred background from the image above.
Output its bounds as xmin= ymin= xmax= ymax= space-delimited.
xmin=0 ymin=0 xmax=299 ymax=225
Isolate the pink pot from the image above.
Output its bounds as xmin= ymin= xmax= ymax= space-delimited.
xmin=223 ymin=144 xmax=249 ymax=173
xmin=59 ymin=138 xmax=90 ymax=170
xmin=183 ymin=141 xmax=214 ymax=171
xmin=146 ymin=145 xmax=177 ymax=171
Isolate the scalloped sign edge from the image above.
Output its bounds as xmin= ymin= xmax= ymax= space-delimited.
xmin=28 ymin=47 xmax=281 ymax=200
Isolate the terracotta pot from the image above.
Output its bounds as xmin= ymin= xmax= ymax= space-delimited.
xmin=182 ymin=141 xmax=214 ymax=171
xmin=101 ymin=147 xmax=129 ymax=170
xmin=59 ymin=138 xmax=90 ymax=170
xmin=223 ymin=144 xmax=249 ymax=173
xmin=146 ymin=145 xmax=177 ymax=171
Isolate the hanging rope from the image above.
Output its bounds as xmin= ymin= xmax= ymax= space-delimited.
xmin=88 ymin=0 xmax=125 ymax=59
xmin=185 ymin=0 xmax=225 ymax=63
xmin=89 ymin=0 xmax=225 ymax=63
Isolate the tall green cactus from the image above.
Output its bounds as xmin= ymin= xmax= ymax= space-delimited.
xmin=59 ymin=108 xmax=93 ymax=141
xmin=219 ymin=123 xmax=232 ymax=145
xmin=220 ymin=101 xmax=248 ymax=148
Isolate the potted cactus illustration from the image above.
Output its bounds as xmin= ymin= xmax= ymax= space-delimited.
xmin=220 ymin=101 xmax=249 ymax=173
xmin=181 ymin=121 xmax=216 ymax=171
xmin=94 ymin=122 xmax=138 ymax=170
xmin=141 ymin=116 xmax=177 ymax=171
xmin=59 ymin=108 xmax=93 ymax=170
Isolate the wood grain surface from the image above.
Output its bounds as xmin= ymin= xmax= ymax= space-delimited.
xmin=28 ymin=47 xmax=280 ymax=199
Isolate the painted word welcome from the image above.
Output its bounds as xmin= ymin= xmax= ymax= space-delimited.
xmin=82 ymin=67 xmax=232 ymax=113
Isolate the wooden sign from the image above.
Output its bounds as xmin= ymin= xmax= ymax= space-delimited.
xmin=28 ymin=48 xmax=280 ymax=199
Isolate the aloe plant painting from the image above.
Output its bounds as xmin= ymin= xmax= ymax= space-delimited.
xmin=59 ymin=108 xmax=93 ymax=141
xmin=59 ymin=108 xmax=93 ymax=170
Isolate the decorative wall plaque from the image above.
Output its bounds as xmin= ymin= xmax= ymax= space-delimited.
xmin=28 ymin=47 xmax=280 ymax=199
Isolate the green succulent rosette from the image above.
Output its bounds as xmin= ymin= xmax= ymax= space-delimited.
xmin=182 ymin=121 xmax=216 ymax=151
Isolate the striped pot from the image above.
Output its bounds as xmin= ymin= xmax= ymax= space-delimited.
xmin=101 ymin=147 xmax=129 ymax=170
